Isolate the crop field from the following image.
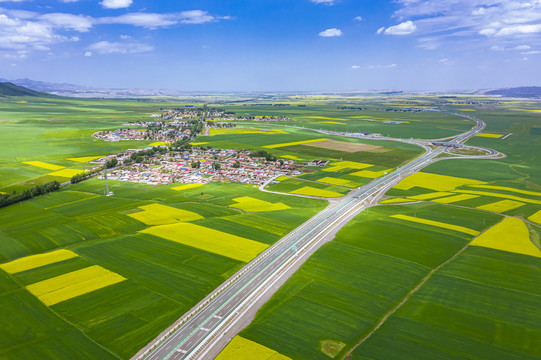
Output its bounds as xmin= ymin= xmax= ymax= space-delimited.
xmin=216 ymin=336 xmax=291 ymax=360
xmin=141 ymin=222 xmax=269 ymax=262
xmin=0 ymin=174 xmax=325 ymax=358
xmin=3 ymin=95 xmax=541 ymax=359
xmin=470 ymin=217 xmax=540 ymax=258
xmin=235 ymin=203 xmax=496 ymax=360
xmin=351 ymin=246 xmax=541 ymax=360
xmin=232 ymin=99 xmax=541 ymax=360
xmin=229 ymin=196 xmax=291 ymax=212
xmin=266 ymin=177 xmax=350 ymax=198
xmin=127 ymin=203 xmax=204 ymax=225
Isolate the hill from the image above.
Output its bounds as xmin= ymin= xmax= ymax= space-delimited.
xmin=0 ymin=82 xmax=51 ymax=97
xmin=484 ymin=86 xmax=541 ymax=97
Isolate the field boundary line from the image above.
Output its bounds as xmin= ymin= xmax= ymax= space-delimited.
xmin=342 ymin=241 xmax=474 ymax=359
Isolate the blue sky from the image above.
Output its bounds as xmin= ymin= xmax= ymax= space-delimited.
xmin=1 ymin=0 xmax=540 ymax=91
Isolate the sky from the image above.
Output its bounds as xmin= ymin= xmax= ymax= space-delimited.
xmin=1 ymin=0 xmax=541 ymax=91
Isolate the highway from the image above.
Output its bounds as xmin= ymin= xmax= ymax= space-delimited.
xmin=133 ymin=113 xmax=494 ymax=360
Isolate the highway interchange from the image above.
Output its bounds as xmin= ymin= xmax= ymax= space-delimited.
xmin=133 ymin=112 xmax=502 ymax=360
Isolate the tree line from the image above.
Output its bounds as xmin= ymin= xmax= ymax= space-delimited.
xmin=0 ymin=181 xmax=60 ymax=209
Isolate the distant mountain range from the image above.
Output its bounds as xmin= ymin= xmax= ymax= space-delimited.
xmin=0 ymin=82 xmax=53 ymax=97
xmin=0 ymin=77 xmax=186 ymax=98
xmin=1 ymin=77 xmax=540 ymax=98
xmin=482 ymin=86 xmax=541 ymax=97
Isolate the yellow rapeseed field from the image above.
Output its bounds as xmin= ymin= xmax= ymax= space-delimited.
xmin=291 ymin=186 xmax=343 ymax=198
xmin=323 ymin=161 xmax=373 ymax=172
xmin=300 ymin=116 xmax=350 ymax=121
xmin=509 ymin=108 xmax=541 ymax=113
xmin=0 ymin=249 xmax=78 ymax=274
xmin=470 ymin=217 xmax=540 ymax=258
xmin=23 ymin=161 xmax=64 ymax=171
xmin=263 ymin=138 xmax=330 ymax=149
xmin=141 ymin=222 xmax=268 ymax=262
xmin=321 ymin=121 xmax=346 ymax=125
xmin=128 ymin=203 xmax=203 ymax=225
xmin=216 ymin=336 xmax=291 ymax=360
xmin=230 ymin=197 xmax=290 ymax=212
xmin=149 ymin=141 xmax=171 ymax=146
xmin=528 ymin=210 xmax=541 ymax=225
xmin=380 ymin=198 xmax=417 ymax=204
xmin=190 ymin=142 xmax=208 ymax=145
xmin=409 ymin=192 xmax=454 ymax=200
xmin=350 ymin=169 xmax=392 ymax=179
xmin=455 ymin=190 xmax=541 ymax=204
xmin=393 ymin=172 xmax=486 ymax=192
xmin=275 ymin=176 xmax=290 ymax=181
xmin=391 ymin=214 xmax=479 ymax=236
xmin=48 ymin=169 xmax=87 ymax=178
xmin=172 ymin=183 xmax=203 ymax=191
xmin=468 ymin=184 xmax=541 ymax=197
xmin=316 ymin=177 xmax=350 ymax=186
xmin=281 ymin=155 xmax=304 ymax=161
xmin=477 ymin=200 xmax=525 ymax=213
xmin=431 ymin=194 xmax=479 ymax=204
xmin=26 ymin=265 xmax=126 ymax=306
xmin=209 ymin=128 xmax=287 ymax=136
xmin=66 ymin=156 xmax=102 ymax=163
xmin=475 ymin=133 xmax=503 ymax=138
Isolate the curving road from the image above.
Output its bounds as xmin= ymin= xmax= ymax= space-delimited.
xmin=132 ymin=112 xmax=500 ymax=360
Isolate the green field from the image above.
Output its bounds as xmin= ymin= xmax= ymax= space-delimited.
xmin=352 ymin=247 xmax=541 ymax=360
xmin=0 ymin=177 xmax=325 ymax=359
xmin=2 ymin=94 xmax=541 ymax=359
xmin=237 ymin=204 xmax=502 ymax=359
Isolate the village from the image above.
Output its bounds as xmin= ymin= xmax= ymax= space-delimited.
xmin=99 ymin=147 xmax=300 ymax=186
xmin=92 ymin=120 xmax=194 ymax=143
xmin=90 ymin=109 xmax=300 ymax=186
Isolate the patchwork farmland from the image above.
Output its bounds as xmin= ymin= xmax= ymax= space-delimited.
xmin=1 ymin=94 xmax=540 ymax=360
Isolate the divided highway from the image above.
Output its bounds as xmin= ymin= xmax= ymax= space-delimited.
xmin=133 ymin=113 xmax=492 ymax=360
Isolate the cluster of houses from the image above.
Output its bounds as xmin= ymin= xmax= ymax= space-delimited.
xmin=93 ymin=121 xmax=193 ymax=143
xmin=101 ymin=148 xmax=301 ymax=186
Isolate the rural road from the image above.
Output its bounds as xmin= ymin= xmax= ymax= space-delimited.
xmin=132 ymin=113 xmax=500 ymax=360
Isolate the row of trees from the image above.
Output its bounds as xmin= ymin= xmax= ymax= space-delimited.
xmin=0 ymin=181 xmax=60 ymax=209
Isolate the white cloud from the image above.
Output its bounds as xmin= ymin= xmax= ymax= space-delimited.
xmin=98 ymin=10 xmax=227 ymax=28
xmin=351 ymin=65 xmax=360 ymax=69
xmin=319 ymin=28 xmax=342 ymax=37
xmin=514 ymin=45 xmax=530 ymax=50
xmin=87 ymin=40 xmax=153 ymax=54
xmin=0 ymin=12 xmax=71 ymax=53
xmin=390 ymin=0 xmax=541 ymax=45
xmin=368 ymin=63 xmax=397 ymax=69
xmin=354 ymin=16 xmax=363 ymax=22
xmin=495 ymin=24 xmax=541 ymax=37
xmin=522 ymin=50 xmax=541 ymax=54
xmin=490 ymin=45 xmax=505 ymax=51
xmin=39 ymin=13 xmax=93 ymax=32
xmin=84 ymin=51 xmax=92 ymax=56
xmin=382 ymin=21 xmax=417 ymax=35
xmin=100 ymin=0 xmax=132 ymax=9
xmin=179 ymin=10 xmax=215 ymax=24
xmin=310 ymin=0 xmax=335 ymax=5
xmin=376 ymin=27 xmax=385 ymax=35
xmin=0 ymin=7 xmax=230 ymax=59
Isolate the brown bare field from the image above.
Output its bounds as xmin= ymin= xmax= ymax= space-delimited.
xmin=304 ymin=140 xmax=390 ymax=153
